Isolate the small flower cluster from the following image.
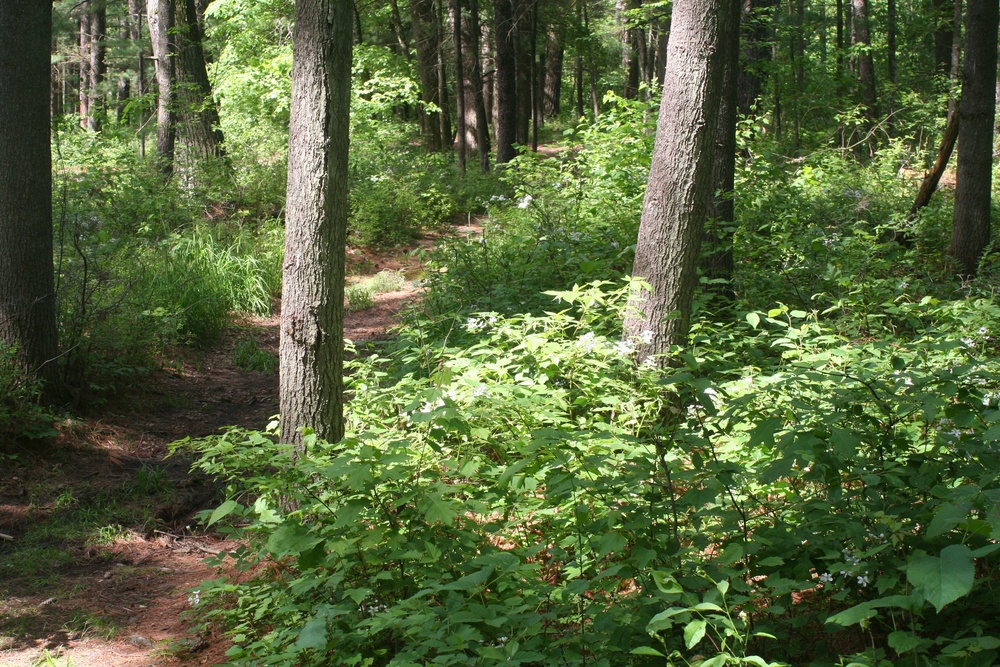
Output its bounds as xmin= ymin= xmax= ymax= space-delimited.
xmin=465 ymin=315 xmax=498 ymax=332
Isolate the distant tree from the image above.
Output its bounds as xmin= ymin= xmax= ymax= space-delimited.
xmin=0 ymin=1 xmax=60 ymax=396
xmin=950 ymin=0 xmax=999 ymax=275
xmin=623 ymin=0 xmax=740 ymax=359
xmin=279 ymin=0 xmax=354 ymax=445
xmin=175 ymin=0 xmax=226 ymax=160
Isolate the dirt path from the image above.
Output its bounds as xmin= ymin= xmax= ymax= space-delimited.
xmin=0 ymin=236 xmax=445 ymax=667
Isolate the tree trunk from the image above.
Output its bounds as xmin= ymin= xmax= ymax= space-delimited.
xmin=703 ymin=4 xmax=741 ymax=295
xmin=623 ymin=0 xmax=740 ymax=359
xmin=147 ymin=0 xmax=176 ymax=177
xmin=280 ymin=0 xmax=353 ymax=446
xmin=0 ymin=0 xmax=60 ymax=395
xmin=514 ymin=0 xmax=533 ymax=146
xmin=850 ymin=0 xmax=878 ymax=141
xmin=934 ymin=0 xmax=955 ymax=73
xmin=466 ymin=0 xmax=491 ymax=171
xmin=79 ymin=9 xmax=92 ymax=129
xmin=909 ymin=110 xmax=959 ymax=217
xmin=495 ymin=0 xmax=518 ymax=163
xmin=454 ymin=0 xmax=468 ymax=171
xmin=412 ymin=0 xmax=444 ymax=150
xmin=436 ymin=0 xmax=453 ymax=151
xmin=543 ymin=28 xmax=563 ymax=118
xmin=175 ymin=0 xmax=225 ymax=160
xmin=737 ymin=0 xmax=773 ymax=118
xmin=89 ymin=1 xmax=107 ymax=132
xmin=950 ymin=0 xmax=999 ymax=275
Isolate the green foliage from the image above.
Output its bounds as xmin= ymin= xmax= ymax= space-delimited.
xmin=421 ymin=95 xmax=654 ymax=318
xmin=232 ymin=335 xmax=278 ymax=374
xmin=181 ymin=275 xmax=1000 ymax=666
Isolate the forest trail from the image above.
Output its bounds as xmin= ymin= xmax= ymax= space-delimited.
xmin=0 ymin=224 xmax=480 ymax=667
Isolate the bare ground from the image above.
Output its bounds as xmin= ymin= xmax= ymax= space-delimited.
xmin=0 ymin=234 xmax=453 ymax=667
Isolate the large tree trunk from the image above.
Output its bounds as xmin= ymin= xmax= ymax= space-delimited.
xmin=147 ymin=0 xmax=176 ymax=177
xmin=934 ymin=0 xmax=955 ymax=73
xmin=412 ymin=0 xmax=444 ymax=151
xmin=950 ymin=0 xmax=999 ymax=275
xmin=737 ymin=0 xmax=773 ymax=117
xmin=85 ymin=1 xmax=107 ymax=132
xmin=514 ymin=0 xmax=533 ymax=147
xmin=495 ymin=0 xmax=518 ymax=163
xmin=623 ymin=0 xmax=740 ymax=359
xmin=280 ymin=0 xmax=353 ymax=446
xmin=703 ymin=6 xmax=741 ymax=295
xmin=175 ymin=0 xmax=225 ymax=160
xmin=0 ymin=1 xmax=60 ymax=395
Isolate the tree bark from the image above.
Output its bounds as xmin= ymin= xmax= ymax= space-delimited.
xmin=950 ymin=0 xmax=999 ymax=275
xmin=147 ymin=0 xmax=176 ymax=177
xmin=495 ymin=0 xmax=518 ymax=163
xmin=737 ymin=0 xmax=773 ymax=117
xmin=466 ymin=0 xmax=491 ymax=171
xmin=850 ymin=0 xmax=878 ymax=139
xmin=514 ymin=0 xmax=533 ymax=146
xmin=543 ymin=28 xmax=563 ymax=118
xmin=0 ymin=0 xmax=59 ymax=395
xmin=89 ymin=1 xmax=107 ymax=131
xmin=623 ymin=0 xmax=740 ymax=359
xmin=280 ymin=0 xmax=353 ymax=446
xmin=175 ymin=0 xmax=226 ymax=160
xmin=412 ymin=0 xmax=444 ymax=150
xmin=79 ymin=8 xmax=92 ymax=129
xmin=454 ymin=0 xmax=468 ymax=171
xmin=934 ymin=0 xmax=955 ymax=73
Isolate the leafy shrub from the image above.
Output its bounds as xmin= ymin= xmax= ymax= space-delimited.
xmin=181 ymin=281 xmax=1000 ymax=667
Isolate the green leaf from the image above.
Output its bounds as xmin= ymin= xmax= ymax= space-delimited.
xmin=295 ymin=613 xmax=329 ymax=651
xmin=746 ymin=312 xmax=761 ymax=329
xmin=684 ymin=619 xmax=707 ymax=649
xmin=907 ymin=545 xmax=975 ymax=612
xmin=207 ymin=499 xmax=241 ymax=527
xmin=826 ymin=595 xmax=918 ymax=627
xmin=630 ymin=646 xmax=666 ymax=657
xmin=653 ymin=571 xmax=683 ymax=595
xmin=267 ymin=523 xmax=321 ymax=557
xmin=421 ymin=493 xmax=456 ymax=524
xmin=887 ymin=631 xmax=922 ymax=653
xmin=699 ymin=655 xmax=729 ymax=667
xmin=596 ymin=531 xmax=628 ymax=559
xmin=926 ymin=502 xmax=970 ymax=538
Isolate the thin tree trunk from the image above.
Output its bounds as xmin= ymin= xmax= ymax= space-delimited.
xmin=413 ymin=0 xmax=444 ymax=150
xmin=389 ymin=0 xmax=410 ymax=55
xmin=737 ymin=0 xmax=773 ymax=118
xmin=437 ymin=0 xmax=453 ymax=150
xmin=934 ymin=0 xmax=955 ymax=73
xmin=79 ymin=8 xmax=92 ymax=129
xmin=850 ymin=0 xmax=878 ymax=140
xmin=909 ymin=110 xmax=959 ymax=217
xmin=467 ymin=0 xmax=491 ymax=171
xmin=454 ymin=0 xmax=468 ymax=171
xmin=280 ymin=0 xmax=354 ymax=446
xmin=514 ymin=0 xmax=533 ymax=146
xmin=147 ymin=0 xmax=176 ymax=177
xmin=0 ymin=0 xmax=60 ymax=395
xmin=89 ymin=0 xmax=106 ymax=132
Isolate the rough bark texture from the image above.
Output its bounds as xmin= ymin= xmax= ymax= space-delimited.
xmin=910 ymin=110 xmax=959 ymax=217
xmin=703 ymin=7 xmax=741 ymax=294
xmin=147 ymin=0 xmax=176 ymax=176
xmin=453 ymin=0 xmax=468 ymax=171
xmin=950 ymin=0 xmax=999 ymax=275
xmin=0 ymin=1 xmax=59 ymax=393
xmin=495 ymin=0 xmax=518 ymax=163
xmin=623 ymin=0 xmax=740 ymax=359
xmin=175 ymin=0 xmax=225 ymax=159
xmin=89 ymin=1 xmax=107 ymax=131
xmin=543 ymin=28 xmax=562 ymax=118
xmin=412 ymin=0 xmax=444 ymax=150
xmin=514 ymin=0 xmax=533 ymax=146
xmin=79 ymin=9 xmax=92 ymax=128
xmin=280 ymin=0 xmax=353 ymax=446
xmin=933 ymin=0 xmax=955 ymax=73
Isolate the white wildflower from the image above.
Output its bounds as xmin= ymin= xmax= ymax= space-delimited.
xmin=639 ymin=330 xmax=654 ymax=345
xmin=614 ymin=340 xmax=635 ymax=357
xmin=466 ymin=317 xmax=483 ymax=332
xmin=473 ymin=385 xmax=489 ymax=398
xmin=188 ymin=591 xmax=201 ymax=606
xmin=819 ymin=572 xmax=834 ymax=584
xmin=857 ymin=574 xmax=870 ymax=587
xmin=517 ymin=194 xmax=534 ymax=209
xmin=578 ymin=331 xmax=599 ymax=353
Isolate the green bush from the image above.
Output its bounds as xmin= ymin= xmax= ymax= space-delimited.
xmin=180 ymin=280 xmax=1000 ymax=667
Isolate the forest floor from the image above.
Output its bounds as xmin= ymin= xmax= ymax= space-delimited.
xmin=0 ymin=221 xmax=481 ymax=667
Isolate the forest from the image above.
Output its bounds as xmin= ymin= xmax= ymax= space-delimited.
xmin=2 ymin=0 xmax=1000 ymax=665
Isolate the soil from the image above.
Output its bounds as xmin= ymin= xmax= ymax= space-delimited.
xmin=0 ymin=228 xmax=476 ymax=667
